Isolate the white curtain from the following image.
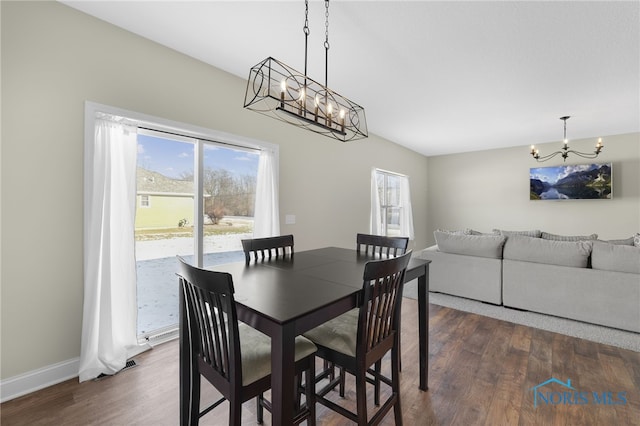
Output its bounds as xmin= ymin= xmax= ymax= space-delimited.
xmin=370 ymin=168 xmax=383 ymax=235
xmin=80 ymin=117 xmax=149 ymax=382
xmin=399 ymin=176 xmax=415 ymax=240
xmin=252 ymin=147 xmax=280 ymax=238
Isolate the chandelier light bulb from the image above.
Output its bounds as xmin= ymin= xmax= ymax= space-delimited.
xmin=314 ymin=95 xmax=319 ymax=122
xmin=280 ymin=80 xmax=286 ymax=107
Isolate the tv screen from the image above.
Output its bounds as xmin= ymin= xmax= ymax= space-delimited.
xmin=530 ymin=163 xmax=612 ymax=200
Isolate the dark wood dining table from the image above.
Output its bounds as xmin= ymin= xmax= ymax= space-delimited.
xmin=179 ymin=247 xmax=430 ymax=426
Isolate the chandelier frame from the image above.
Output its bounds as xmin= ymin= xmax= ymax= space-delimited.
xmin=243 ymin=0 xmax=367 ymax=142
xmin=531 ymin=116 xmax=603 ymax=162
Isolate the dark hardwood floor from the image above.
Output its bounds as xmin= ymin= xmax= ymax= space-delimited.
xmin=2 ymin=298 xmax=639 ymax=425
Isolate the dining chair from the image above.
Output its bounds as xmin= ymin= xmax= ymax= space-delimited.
xmin=241 ymin=234 xmax=294 ymax=264
xmin=356 ymin=233 xmax=409 ymax=257
xmin=176 ymin=256 xmax=317 ymax=426
xmin=316 ymin=233 xmax=409 ymax=386
xmin=356 ymin=233 xmax=410 ymax=372
xmin=303 ymin=251 xmax=412 ymax=425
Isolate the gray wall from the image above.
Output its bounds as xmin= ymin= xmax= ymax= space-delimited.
xmin=1 ymin=1 xmax=428 ymax=380
xmin=426 ymin=132 xmax=640 ymax=243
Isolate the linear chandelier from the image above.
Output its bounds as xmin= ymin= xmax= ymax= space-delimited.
xmin=243 ymin=0 xmax=367 ymax=142
xmin=530 ymin=116 xmax=604 ymax=162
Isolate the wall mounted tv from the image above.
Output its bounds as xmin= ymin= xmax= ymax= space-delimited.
xmin=530 ymin=163 xmax=612 ymax=200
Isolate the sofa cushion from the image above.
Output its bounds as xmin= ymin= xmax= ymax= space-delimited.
xmin=635 ymin=233 xmax=640 ymax=248
xmin=493 ymin=229 xmax=541 ymax=238
xmin=503 ymin=235 xmax=593 ymax=268
xmin=591 ymin=241 xmax=640 ymax=274
xmin=434 ymin=231 xmax=506 ymax=259
xmin=541 ymin=231 xmax=598 ymax=241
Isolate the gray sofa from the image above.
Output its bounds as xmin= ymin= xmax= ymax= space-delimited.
xmin=419 ymin=230 xmax=640 ymax=333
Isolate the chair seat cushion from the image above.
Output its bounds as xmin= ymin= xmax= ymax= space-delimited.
xmin=239 ymin=323 xmax=317 ymax=386
xmin=303 ymin=309 xmax=359 ymax=357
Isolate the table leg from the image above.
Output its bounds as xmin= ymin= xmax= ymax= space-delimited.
xmin=271 ymin=323 xmax=297 ymax=426
xmin=417 ymin=265 xmax=429 ymax=391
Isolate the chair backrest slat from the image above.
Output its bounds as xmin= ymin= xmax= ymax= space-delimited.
xmin=357 ymin=251 xmax=412 ymax=355
xmin=356 ymin=233 xmax=409 ymax=258
xmin=241 ymin=234 xmax=294 ymax=264
xmin=177 ymin=256 xmax=241 ymax=385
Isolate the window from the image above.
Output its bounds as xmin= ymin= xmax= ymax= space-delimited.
xmin=371 ymin=168 xmax=414 ymax=239
xmin=139 ymin=194 xmax=150 ymax=207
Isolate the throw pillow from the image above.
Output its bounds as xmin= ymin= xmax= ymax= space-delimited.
xmin=435 ymin=228 xmax=472 ymax=235
xmin=493 ymin=229 xmax=542 ymax=238
xmin=541 ymin=231 xmax=598 ymax=241
xmin=591 ymin=241 xmax=640 ymax=274
xmin=503 ymin=235 xmax=593 ymax=268
xmin=434 ymin=231 xmax=506 ymax=259
xmin=468 ymin=229 xmax=493 ymax=236
xmin=635 ymin=233 xmax=640 ymax=248
xmin=604 ymin=236 xmax=635 ymax=246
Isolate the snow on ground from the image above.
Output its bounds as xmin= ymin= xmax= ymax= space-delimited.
xmin=135 ymin=233 xmax=252 ymax=261
xmin=136 ymin=233 xmax=251 ymax=335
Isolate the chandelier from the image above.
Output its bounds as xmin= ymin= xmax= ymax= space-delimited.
xmin=530 ymin=116 xmax=603 ymax=162
xmin=243 ymin=0 xmax=367 ymax=142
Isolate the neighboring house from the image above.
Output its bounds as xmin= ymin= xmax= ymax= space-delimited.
xmin=135 ymin=168 xmax=201 ymax=229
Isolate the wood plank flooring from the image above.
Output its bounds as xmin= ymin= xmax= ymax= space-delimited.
xmin=2 ymin=298 xmax=639 ymax=425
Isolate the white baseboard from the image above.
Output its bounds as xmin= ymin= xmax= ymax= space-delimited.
xmin=0 ymin=358 xmax=79 ymax=403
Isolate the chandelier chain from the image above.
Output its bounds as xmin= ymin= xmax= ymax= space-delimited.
xmin=324 ymin=0 xmax=330 ymax=50
xmin=303 ymin=0 xmax=310 ymax=77
xmin=303 ymin=0 xmax=309 ymax=35
xmin=324 ymin=0 xmax=330 ymax=87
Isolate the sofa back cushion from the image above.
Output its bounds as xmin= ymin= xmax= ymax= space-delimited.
xmin=503 ymin=235 xmax=593 ymax=268
xmin=541 ymin=231 xmax=598 ymax=241
xmin=591 ymin=241 xmax=640 ymax=274
xmin=434 ymin=231 xmax=506 ymax=259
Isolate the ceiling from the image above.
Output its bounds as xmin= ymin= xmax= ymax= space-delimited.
xmin=60 ymin=1 xmax=639 ymax=157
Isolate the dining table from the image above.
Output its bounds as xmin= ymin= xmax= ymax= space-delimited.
xmin=179 ymin=246 xmax=430 ymax=426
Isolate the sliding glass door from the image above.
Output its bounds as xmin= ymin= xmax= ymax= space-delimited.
xmin=134 ymin=130 xmax=258 ymax=342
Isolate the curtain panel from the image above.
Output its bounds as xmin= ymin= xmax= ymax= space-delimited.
xmin=252 ymin=147 xmax=280 ymax=238
xmin=80 ymin=117 xmax=149 ymax=382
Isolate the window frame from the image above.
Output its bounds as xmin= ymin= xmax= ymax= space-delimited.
xmin=139 ymin=194 xmax=150 ymax=208
xmin=372 ymin=168 xmax=412 ymax=238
